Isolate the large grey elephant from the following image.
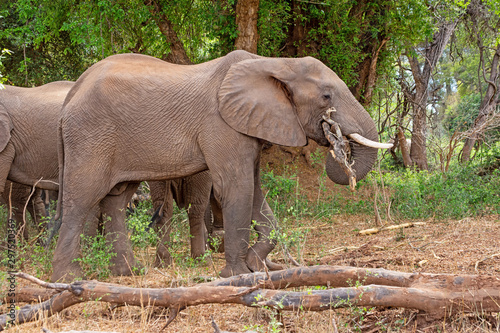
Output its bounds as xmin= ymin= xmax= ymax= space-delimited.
xmin=52 ymin=50 xmax=390 ymax=282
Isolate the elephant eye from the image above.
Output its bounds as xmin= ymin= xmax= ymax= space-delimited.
xmin=323 ymin=94 xmax=331 ymax=100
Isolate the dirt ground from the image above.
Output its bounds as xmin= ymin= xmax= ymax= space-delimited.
xmin=1 ymin=146 xmax=499 ymax=332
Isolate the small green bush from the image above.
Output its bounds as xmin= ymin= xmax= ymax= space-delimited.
xmin=126 ymin=200 xmax=158 ymax=248
xmin=74 ymin=232 xmax=116 ymax=280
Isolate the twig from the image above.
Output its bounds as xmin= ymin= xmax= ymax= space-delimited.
xmin=11 ymin=272 xmax=71 ymax=291
xmin=21 ymin=178 xmax=43 ymax=239
xmin=475 ymin=253 xmax=500 ymax=272
xmin=358 ymin=222 xmax=426 ymax=235
xmin=322 ymin=114 xmax=356 ymax=191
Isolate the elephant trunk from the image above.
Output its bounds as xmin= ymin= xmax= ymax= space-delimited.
xmin=324 ymin=106 xmax=380 ymax=186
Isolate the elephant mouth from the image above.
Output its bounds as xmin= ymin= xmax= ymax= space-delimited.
xmin=321 ymin=117 xmax=357 ymax=191
xmin=321 ymin=108 xmax=393 ymax=191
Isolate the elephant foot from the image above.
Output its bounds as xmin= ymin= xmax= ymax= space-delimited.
xmin=154 ymin=250 xmax=173 ymax=268
xmin=111 ymin=255 xmax=144 ymax=276
xmin=51 ymin=261 xmax=83 ymax=283
xmin=264 ymin=258 xmax=285 ymax=271
xmin=246 ymin=251 xmax=285 ymax=272
xmin=219 ymin=263 xmax=252 ymax=278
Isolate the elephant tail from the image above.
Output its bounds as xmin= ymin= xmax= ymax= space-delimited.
xmin=146 ymin=203 xmax=164 ymax=231
xmin=54 ymin=117 xmax=65 ymax=221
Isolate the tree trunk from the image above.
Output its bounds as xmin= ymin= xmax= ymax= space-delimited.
xmin=283 ymin=1 xmax=313 ymax=57
xmin=234 ymin=0 xmax=260 ymax=53
xmin=351 ymin=37 xmax=389 ymax=107
xmin=398 ymin=127 xmax=412 ymax=167
xmin=461 ymin=44 xmax=500 ymax=162
xmin=145 ymin=0 xmax=192 ymax=65
xmin=407 ymin=21 xmax=458 ymax=170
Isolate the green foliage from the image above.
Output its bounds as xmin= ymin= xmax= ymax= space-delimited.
xmin=261 ymin=169 xmax=300 ymax=218
xmin=475 ymin=141 xmax=500 ymax=173
xmin=28 ymin=242 xmax=53 ymax=278
xmin=444 ymin=93 xmax=481 ymax=133
xmin=126 ymin=199 xmax=157 ymax=248
xmin=257 ymin=0 xmax=291 ymax=57
xmin=73 ymin=231 xmax=116 ymax=280
xmin=0 ymin=47 xmax=11 ymax=87
xmin=303 ymin=0 xmax=435 ymax=87
xmin=375 ymin=164 xmax=500 ymax=219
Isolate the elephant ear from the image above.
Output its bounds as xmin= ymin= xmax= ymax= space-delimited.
xmin=0 ymin=105 xmax=13 ymax=152
xmin=218 ymin=58 xmax=307 ymax=147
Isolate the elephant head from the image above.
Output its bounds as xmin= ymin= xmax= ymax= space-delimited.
xmin=218 ymin=54 xmax=391 ymax=185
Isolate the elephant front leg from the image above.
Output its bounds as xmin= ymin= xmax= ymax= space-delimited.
xmin=217 ymin=184 xmax=254 ymax=278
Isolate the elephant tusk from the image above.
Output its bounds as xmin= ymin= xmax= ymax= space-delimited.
xmin=348 ymin=133 xmax=393 ymax=149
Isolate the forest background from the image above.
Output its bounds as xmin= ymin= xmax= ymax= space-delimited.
xmin=0 ymin=0 xmax=499 ymax=221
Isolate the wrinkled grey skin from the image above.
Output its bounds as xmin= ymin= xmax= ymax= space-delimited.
xmin=0 ymin=82 xmax=141 ymax=267
xmin=0 ymin=82 xmax=73 ymax=193
xmin=53 ymin=50 xmax=379 ymax=282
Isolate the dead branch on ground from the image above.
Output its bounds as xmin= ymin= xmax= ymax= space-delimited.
xmin=358 ymin=222 xmax=426 ymax=235
xmin=1 ymin=266 xmax=499 ymax=330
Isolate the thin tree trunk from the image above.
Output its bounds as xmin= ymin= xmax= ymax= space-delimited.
xmin=352 ymin=38 xmax=389 ymax=107
xmin=398 ymin=127 xmax=412 ymax=167
xmin=145 ymin=0 xmax=192 ymax=65
xmin=407 ymin=21 xmax=458 ymax=170
xmin=234 ymin=0 xmax=260 ymax=53
xmin=461 ymin=43 xmax=500 ymax=162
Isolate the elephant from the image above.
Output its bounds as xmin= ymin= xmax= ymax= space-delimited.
xmin=52 ymin=50 xmax=391 ymax=282
xmin=0 ymin=81 xmax=73 ymax=193
xmin=148 ymin=173 xmax=225 ymax=267
xmin=0 ymin=82 xmax=74 ymax=242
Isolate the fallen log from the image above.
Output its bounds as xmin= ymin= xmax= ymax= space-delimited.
xmin=1 ymin=286 xmax=59 ymax=304
xmin=1 ymin=266 xmax=499 ymax=331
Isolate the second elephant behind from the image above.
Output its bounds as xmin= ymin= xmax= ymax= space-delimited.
xmin=149 ymin=171 xmax=224 ymax=267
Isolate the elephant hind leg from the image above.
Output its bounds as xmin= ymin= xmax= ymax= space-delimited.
xmin=99 ymin=182 xmax=143 ymax=276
